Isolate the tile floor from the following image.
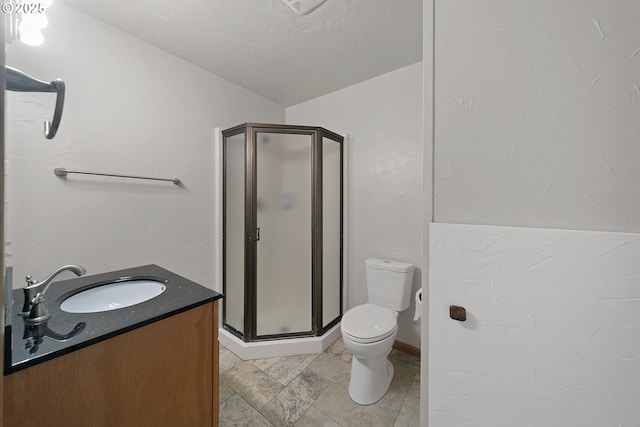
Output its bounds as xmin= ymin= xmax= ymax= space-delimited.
xmin=219 ymin=338 xmax=420 ymax=426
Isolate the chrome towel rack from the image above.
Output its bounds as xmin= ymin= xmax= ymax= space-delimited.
xmin=54 ymin=168 xmax=181 ymax=185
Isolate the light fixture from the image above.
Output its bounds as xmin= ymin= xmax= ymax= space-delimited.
xmin=18 ymin=27 xmax=44 ymax=46
xmin=5 ymin=0 xmax=53 ymax=46
xmin=18 ymin=11 xmax=47 ymax=46
xmin=282 ymin=0 xmax=329 ymax=15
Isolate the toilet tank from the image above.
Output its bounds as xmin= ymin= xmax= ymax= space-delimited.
xmin=365 ymin=258 xmax=415 ymax=311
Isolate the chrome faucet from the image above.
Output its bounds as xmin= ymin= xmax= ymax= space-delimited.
xmin=20 ymin=264 xmax=87 ymax=317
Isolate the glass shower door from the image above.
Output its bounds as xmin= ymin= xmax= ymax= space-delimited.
xmin=254 ymin=131 xmax=313 ymax=336
xmin=223 ymin=131 xmax=246 ymax=336
xmin=322 ymin=136 xmax=342 ymax=328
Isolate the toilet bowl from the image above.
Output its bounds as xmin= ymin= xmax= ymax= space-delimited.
xmin=341 ymin=303 xmax=399 ymax=404
xmin=341 ymin=258 xmax=414 ymax=405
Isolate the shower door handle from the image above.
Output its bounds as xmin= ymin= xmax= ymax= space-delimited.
xmin=255 ymin=227 xmax=260 ymax=241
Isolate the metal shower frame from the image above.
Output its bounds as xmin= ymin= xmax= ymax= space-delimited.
xmin=221 ymin=123 xmax=344 ymax=342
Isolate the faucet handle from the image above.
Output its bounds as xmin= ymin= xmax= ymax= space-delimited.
xmin=20 ymin=275 xmax=38 ymax=315
xmin=31 ymin=292 xmax=45 ymax=305
xmin=25 ymin=294 xmax=51 ymax=325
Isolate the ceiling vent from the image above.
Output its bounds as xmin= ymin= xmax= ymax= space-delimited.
xmin=281 ymin=0 xmax=329 ymax=15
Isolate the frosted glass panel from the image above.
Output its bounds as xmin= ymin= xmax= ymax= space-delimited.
xmin=256 ymin=132 xmax=312 ymax=335
xmin=322 ymin=138 xmax=341 ymax=327
xmin=224 ymin=132 xmax=245 ymax=334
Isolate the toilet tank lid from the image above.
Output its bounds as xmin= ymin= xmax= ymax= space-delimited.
xmin=366 ymin=258 xmax=414 ymax=273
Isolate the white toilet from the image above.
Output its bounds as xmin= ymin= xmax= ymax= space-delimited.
xmin=341 ymin=258 xmax=415 ymax=405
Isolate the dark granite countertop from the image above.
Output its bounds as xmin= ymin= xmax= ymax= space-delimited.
xmin=4 ymin=264 xmax=222 ymax=375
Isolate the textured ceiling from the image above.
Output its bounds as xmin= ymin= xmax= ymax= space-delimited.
xmin=59 ymin=0 xmax=423 ymax=106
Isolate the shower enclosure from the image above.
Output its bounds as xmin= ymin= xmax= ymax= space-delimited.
xmin=222 ymin=123 xmax=343 ymax=343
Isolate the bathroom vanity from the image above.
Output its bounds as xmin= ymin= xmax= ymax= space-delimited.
xmin=3 ymin=264 xmax=222 ymax=427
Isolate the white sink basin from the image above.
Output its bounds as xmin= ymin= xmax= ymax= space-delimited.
xmin=60 ymin=279 xmax=166 ymax=313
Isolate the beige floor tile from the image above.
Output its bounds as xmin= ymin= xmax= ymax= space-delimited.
xmin=220 ymin=345 xmax=242 ymax=374
xmin=408 ymin=372 xmax=420 ymax=398
xmin=313 ymin=383 xmax=396 ymax=427
xmin=389 ymin=349 xmax=420 ymax=369
xmin=219 ymin=394 xmax=274 ymax=427
xmin=219 ymin=344 xmax=422 ymax=427
xmin=393 ymin=395 xmax=420 ymax=427
xmin=219 ymin=377 xmax=236 ymax=404
xmin=251 ymin=356 xmax=281 ymax=372
xmin=391 ymin=358 xmax=419 ymax=390
xmin=294 ymin=406 xmax=341 ymax=427
xmin=326 ymin=338 xmax=352 ymax=363
xmin=374 ymin=360 xmax=417 ymax=418
xmin=261 ymin=398 xmax=300 ymax=427
xmin=261 ymin=369 xmax=331 ymax=426
xmin=265 ymin=353 xmax=319 ymax=386
xmin=221 ymin=360 xmax=284 ymax=409
xmin=306 ymin=352 xmax=351 ymax=388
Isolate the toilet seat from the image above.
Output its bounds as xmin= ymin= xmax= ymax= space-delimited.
xmin=342 ymin=303 xmax=397 ymax=344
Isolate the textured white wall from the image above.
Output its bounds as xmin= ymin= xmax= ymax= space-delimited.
xmin=434 ymin=0 xmax=640 ymax=232
xmin=5 ymin=3 xmax=284 ymax=289
xmin=429 ymin=223 xmax=640 ymax=426
xmin=427 ymin=1 xmax=640 ymax=424
xmin=286 ymin=62 xmax=424 ymax=347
